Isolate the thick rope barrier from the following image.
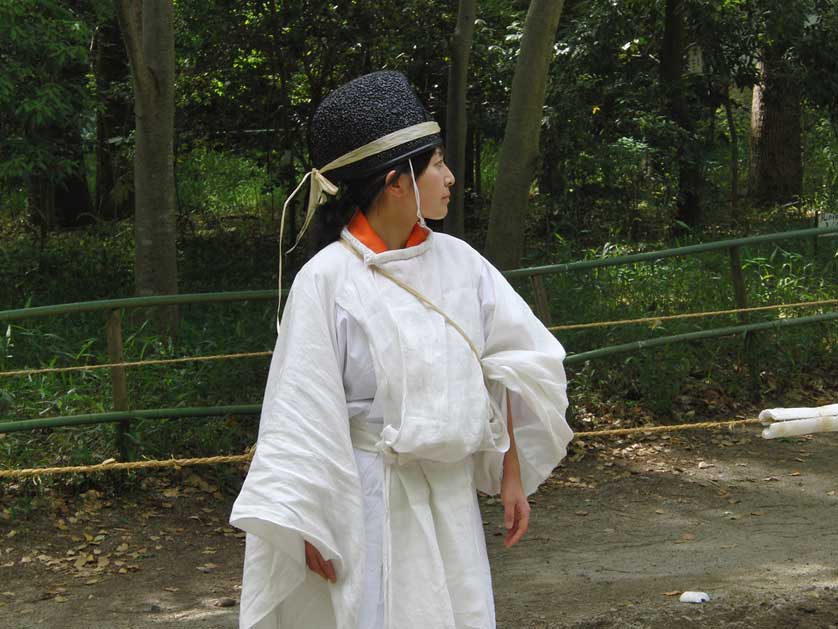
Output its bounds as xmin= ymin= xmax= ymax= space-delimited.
xmin=548 ymin=298 xmax=838 ymax=332
xmin=0 ymin=453 xmax=253 ymax=479
xmin=1 ymin=299 xmax=834 ymax=379
xmin=0 ymin=417 xmax=766 ymax=479
xmin=574 ymin=417 xmax=763 ymax=437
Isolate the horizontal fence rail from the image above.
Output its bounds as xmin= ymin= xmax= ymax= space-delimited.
xmin=505 ymin=225 xmax=838 ymax=278
xmin=0 ymin=289 xmax=279 ymax=323
xmin=564 ymin=310 xmax=838 ymax=364
xmin=1 ymin=311 xmax=834 ymax=436
xmin=0 ymin=405 xmax=261 ymax=434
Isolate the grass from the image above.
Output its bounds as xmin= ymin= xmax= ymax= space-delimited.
xmin=0 ymin=205 xmax=836 ymax=489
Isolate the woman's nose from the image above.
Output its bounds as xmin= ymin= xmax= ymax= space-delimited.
xmin=445 ymin=165 xmax=455 ymax=187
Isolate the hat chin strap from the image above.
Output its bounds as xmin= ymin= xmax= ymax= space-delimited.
xmin=408 ymin=158 xmax=426 ymax=227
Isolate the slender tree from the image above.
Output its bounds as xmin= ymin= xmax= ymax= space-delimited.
xmin=443 ymin=0 xmax=477 ymax=238
xmin=94 ymin=15 xmax=132 ymax=220
xmin=116 ymin=0 xmax=179 ymax=332
xmin=660 ymin=0 xmax=702 ymax=228
xmin=749 ymin=2 xmax=805 ymax=207
xmin=484 ymin=0 xmax=564 ymax=269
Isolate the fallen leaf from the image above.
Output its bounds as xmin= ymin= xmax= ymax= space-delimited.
xmin=663 ymin=591 xmax=683 ymax=597
xmin=751 ymin=511 xmax=766 ymax=516
xmin=574 ymin=510 xmax=589 ymax=517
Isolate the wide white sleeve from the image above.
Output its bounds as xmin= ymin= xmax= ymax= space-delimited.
xmin=473 ymin=259 xmax=573 ymax=496
xmin=230 ymin=273 xmax=364 ymax=629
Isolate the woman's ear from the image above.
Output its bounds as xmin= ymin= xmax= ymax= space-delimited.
xmin=384 ymin=169 xmax=399 ymax=188
xmin=384 ymin=169 xmax=409 ymax=197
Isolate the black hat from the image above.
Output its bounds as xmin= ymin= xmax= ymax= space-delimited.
xmin=309 ymin=71 xmax=442 ymax=181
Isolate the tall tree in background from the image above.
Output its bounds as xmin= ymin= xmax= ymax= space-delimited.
xmin=0 ymin=0 xmax=93 ymax=232
xmin=116 ymin=0 xmax=179 ymax=332
xmin=660 ymin=0 xmax=702 ymax=228
xmin=749 ymin=1 xmax=805 ymax=207
xmin=94 ymin=14 xmax=132 ymax=220
xmin=443 ymin=0 xmax=477 ymax=238
xmin=484 ymin=0 xmax=564 ymax=269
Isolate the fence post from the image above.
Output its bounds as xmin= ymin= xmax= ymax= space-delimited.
xmin=106 ymin=309 xmax=131 ymax=460
xmin=529 ymin=275 xmax=552 ymax=326
xmin=728 ymin=246 xmax=758 ymax=395
xmin=813 ymin=211 xmax=819 ymax=261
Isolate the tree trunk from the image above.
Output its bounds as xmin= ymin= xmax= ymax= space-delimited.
xmin=94 ymin=16 xmax=132 ymax=220
xmin=474 ymin=129 xmax=482 ymax=199
xmin=55 ymin=124 xmax=94 ymax=228
xmin=484 ymin=0 xmax=565 ymax=269
xmin=116 ymin=0 xmax=179 ymax=334
xmin=28 ymin=125 xmax=92 ymax=230
xmin=749 ymin=51 xmax=803 ymax=207
xmin=443 ymin=0 xmax=477 ymax=238
xmin=660 ymin=0 xmax=702 ymax=229
xmin=724 ymin=95 xmax=739 ymax=206
xmin=28 ymin=174 xmax=56 ymax=234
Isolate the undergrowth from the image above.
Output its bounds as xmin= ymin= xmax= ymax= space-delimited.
xmin=0 ymin=211 xmax=835 ymax=495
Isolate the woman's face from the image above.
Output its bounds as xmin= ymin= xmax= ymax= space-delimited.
xmin=414 ymin=147 xmax=455 ymax=221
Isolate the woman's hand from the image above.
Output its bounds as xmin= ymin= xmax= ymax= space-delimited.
xmin=304 ymin=541 xmax=337 ymax=583
xmin=501 ymin=466 xmax=530 ymax=548
xmin=501 ymin=393 xmax=530 ymax=548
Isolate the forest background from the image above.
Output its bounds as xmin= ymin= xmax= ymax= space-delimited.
xmin=0 ymin=0 xmax=836 ymax=480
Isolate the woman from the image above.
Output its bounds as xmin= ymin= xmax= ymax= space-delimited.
xmin=231 ymin=71 xmax=572 ymax=629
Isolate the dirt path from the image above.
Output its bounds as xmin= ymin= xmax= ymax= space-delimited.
xmin=1 ymin=430 xmax=836 ymax=628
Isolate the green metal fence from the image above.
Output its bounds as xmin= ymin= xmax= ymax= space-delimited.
xmin=1 ymin=225 xmax=836 ymax=457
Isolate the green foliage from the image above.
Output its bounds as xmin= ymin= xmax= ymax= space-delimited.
xmin=0 ymin=0 xmax=96 ymax=189
xmin=523 ymin=230 xmax=836 ymax=418
xmin=176 ymin=145 xmax=281 ymax=218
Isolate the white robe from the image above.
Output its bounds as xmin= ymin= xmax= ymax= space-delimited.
xmin=336 ymin=263 xmax=497 ymax=628
xmin=230 ymin=228 xmax=572 ymax=629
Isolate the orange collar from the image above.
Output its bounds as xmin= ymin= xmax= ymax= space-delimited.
xmin=347 ymin=210 xmax=428 ymax=253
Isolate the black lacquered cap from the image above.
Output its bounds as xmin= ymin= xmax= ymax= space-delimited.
xmin=309 ymin=71 xmax=442 ymax=181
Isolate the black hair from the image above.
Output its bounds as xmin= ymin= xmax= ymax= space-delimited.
xmin=312 ymin=147 xmax=438 ymax=251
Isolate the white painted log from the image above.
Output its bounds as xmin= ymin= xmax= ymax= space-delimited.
xmin=759 ymin=404 xmax=838 ymax=422
xmin=761 ymin=416 xmax=838 ymax=439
